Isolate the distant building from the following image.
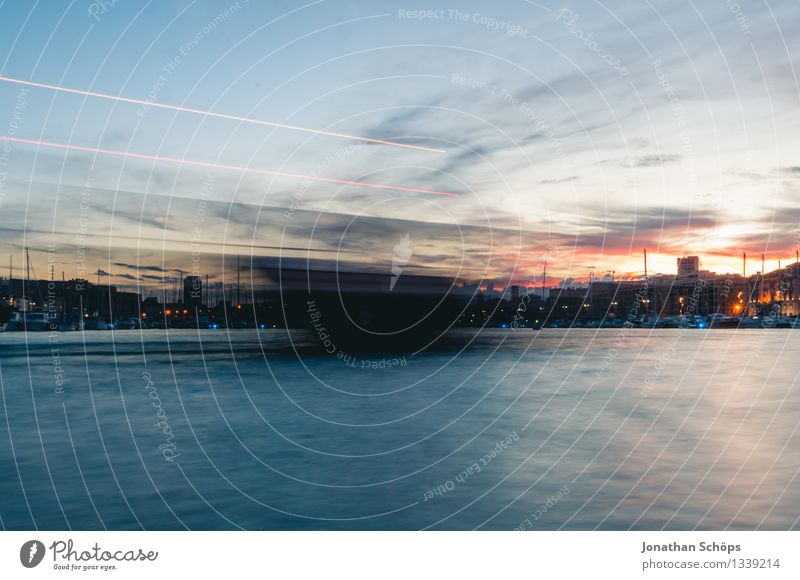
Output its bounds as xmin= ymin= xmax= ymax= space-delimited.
xmin=677 ymin=256 xmax=700 ymax=277
xmin=183 ymin=276 xmax=202 ymax=308
xmin=754 ymin=263 xmax=800 ymax=316
xmin=0 ymin=277 xmax=140 ymax=321
xmin=113 ymin=291 xmax=141 ymax=319
xmin=548 ymin=286 xmax=589 ymax=321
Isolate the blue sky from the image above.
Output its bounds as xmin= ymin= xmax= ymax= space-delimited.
xmin=1 ymin=0 xmax=799 ymax=291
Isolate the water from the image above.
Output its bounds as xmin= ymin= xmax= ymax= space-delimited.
xmin=0 ymin=328 xmax=798 ymax=530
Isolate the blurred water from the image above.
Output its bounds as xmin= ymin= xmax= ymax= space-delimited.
xmin=0 ymin=328 xmax=798 ymax=530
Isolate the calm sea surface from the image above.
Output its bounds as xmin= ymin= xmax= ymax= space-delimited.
xmin=0 ymin=328 xmax=798 ymax=530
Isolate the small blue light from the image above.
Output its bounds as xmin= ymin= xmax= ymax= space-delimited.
xmin=259 ymin=324 xmax=266 ymax=329
xmin=210 ymin=323 xmax=218 ymax=329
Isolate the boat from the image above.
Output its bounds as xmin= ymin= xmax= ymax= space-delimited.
xmin=58 ymin=314 xmax=84 ymax=331
xmin=84 ymin=316 xmax=109 ymax=330
xmin=708 ymin=316 xmax=742 ymax=328
xmin=640 ymin=316 xmax=660 ymax=328
xmin=2 ymin=311 xmax=57 ymax=331
xmin=112 ymin=317 xmax=142 ymax=330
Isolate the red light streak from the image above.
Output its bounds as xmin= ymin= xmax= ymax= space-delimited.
xmin=0 ymin=135 xmax=458 ymax=197
xmin=0 ymin=75 xmax=444 ymax=153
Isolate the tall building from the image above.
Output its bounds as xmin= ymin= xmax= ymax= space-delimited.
xmin=677 ymin=256 xmax=700 ymax=277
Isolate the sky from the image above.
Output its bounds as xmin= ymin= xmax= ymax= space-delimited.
xmin=0 ymin=0 xmax=799 ymax=293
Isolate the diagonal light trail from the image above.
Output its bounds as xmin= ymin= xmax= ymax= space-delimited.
xmin=0 ymin=75 xmax=445 ymax=153
xmin=0 ymin=135 xmax=459 ymax=197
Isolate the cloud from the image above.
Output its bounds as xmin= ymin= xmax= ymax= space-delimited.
xmin=632 ymin=154 xmax=682 ymax=167
xmin=541 ymin=176 xmax=579 ymax=184
xmin=112 ymin=262 xmax=179 ymax=273
xmin=604 ymin=154 xmax=682 ymax=168
xmin=363 ymin=106 xmax=440 ymax=142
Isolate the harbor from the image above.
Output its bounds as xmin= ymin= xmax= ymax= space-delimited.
xmin=3 ymin=251 xmax=799 ymax=333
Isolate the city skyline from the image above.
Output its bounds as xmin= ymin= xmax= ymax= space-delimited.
xmin=3 ymin=247 xmax=798 ymax=296
xmin=1 ymin=2 xmax=799 ymax=290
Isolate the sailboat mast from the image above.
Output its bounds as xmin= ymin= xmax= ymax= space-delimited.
xmin=542 ymin=260 xmax=546 ymax=301
xmin=643 ymin=248 xmax=648 ymax=278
